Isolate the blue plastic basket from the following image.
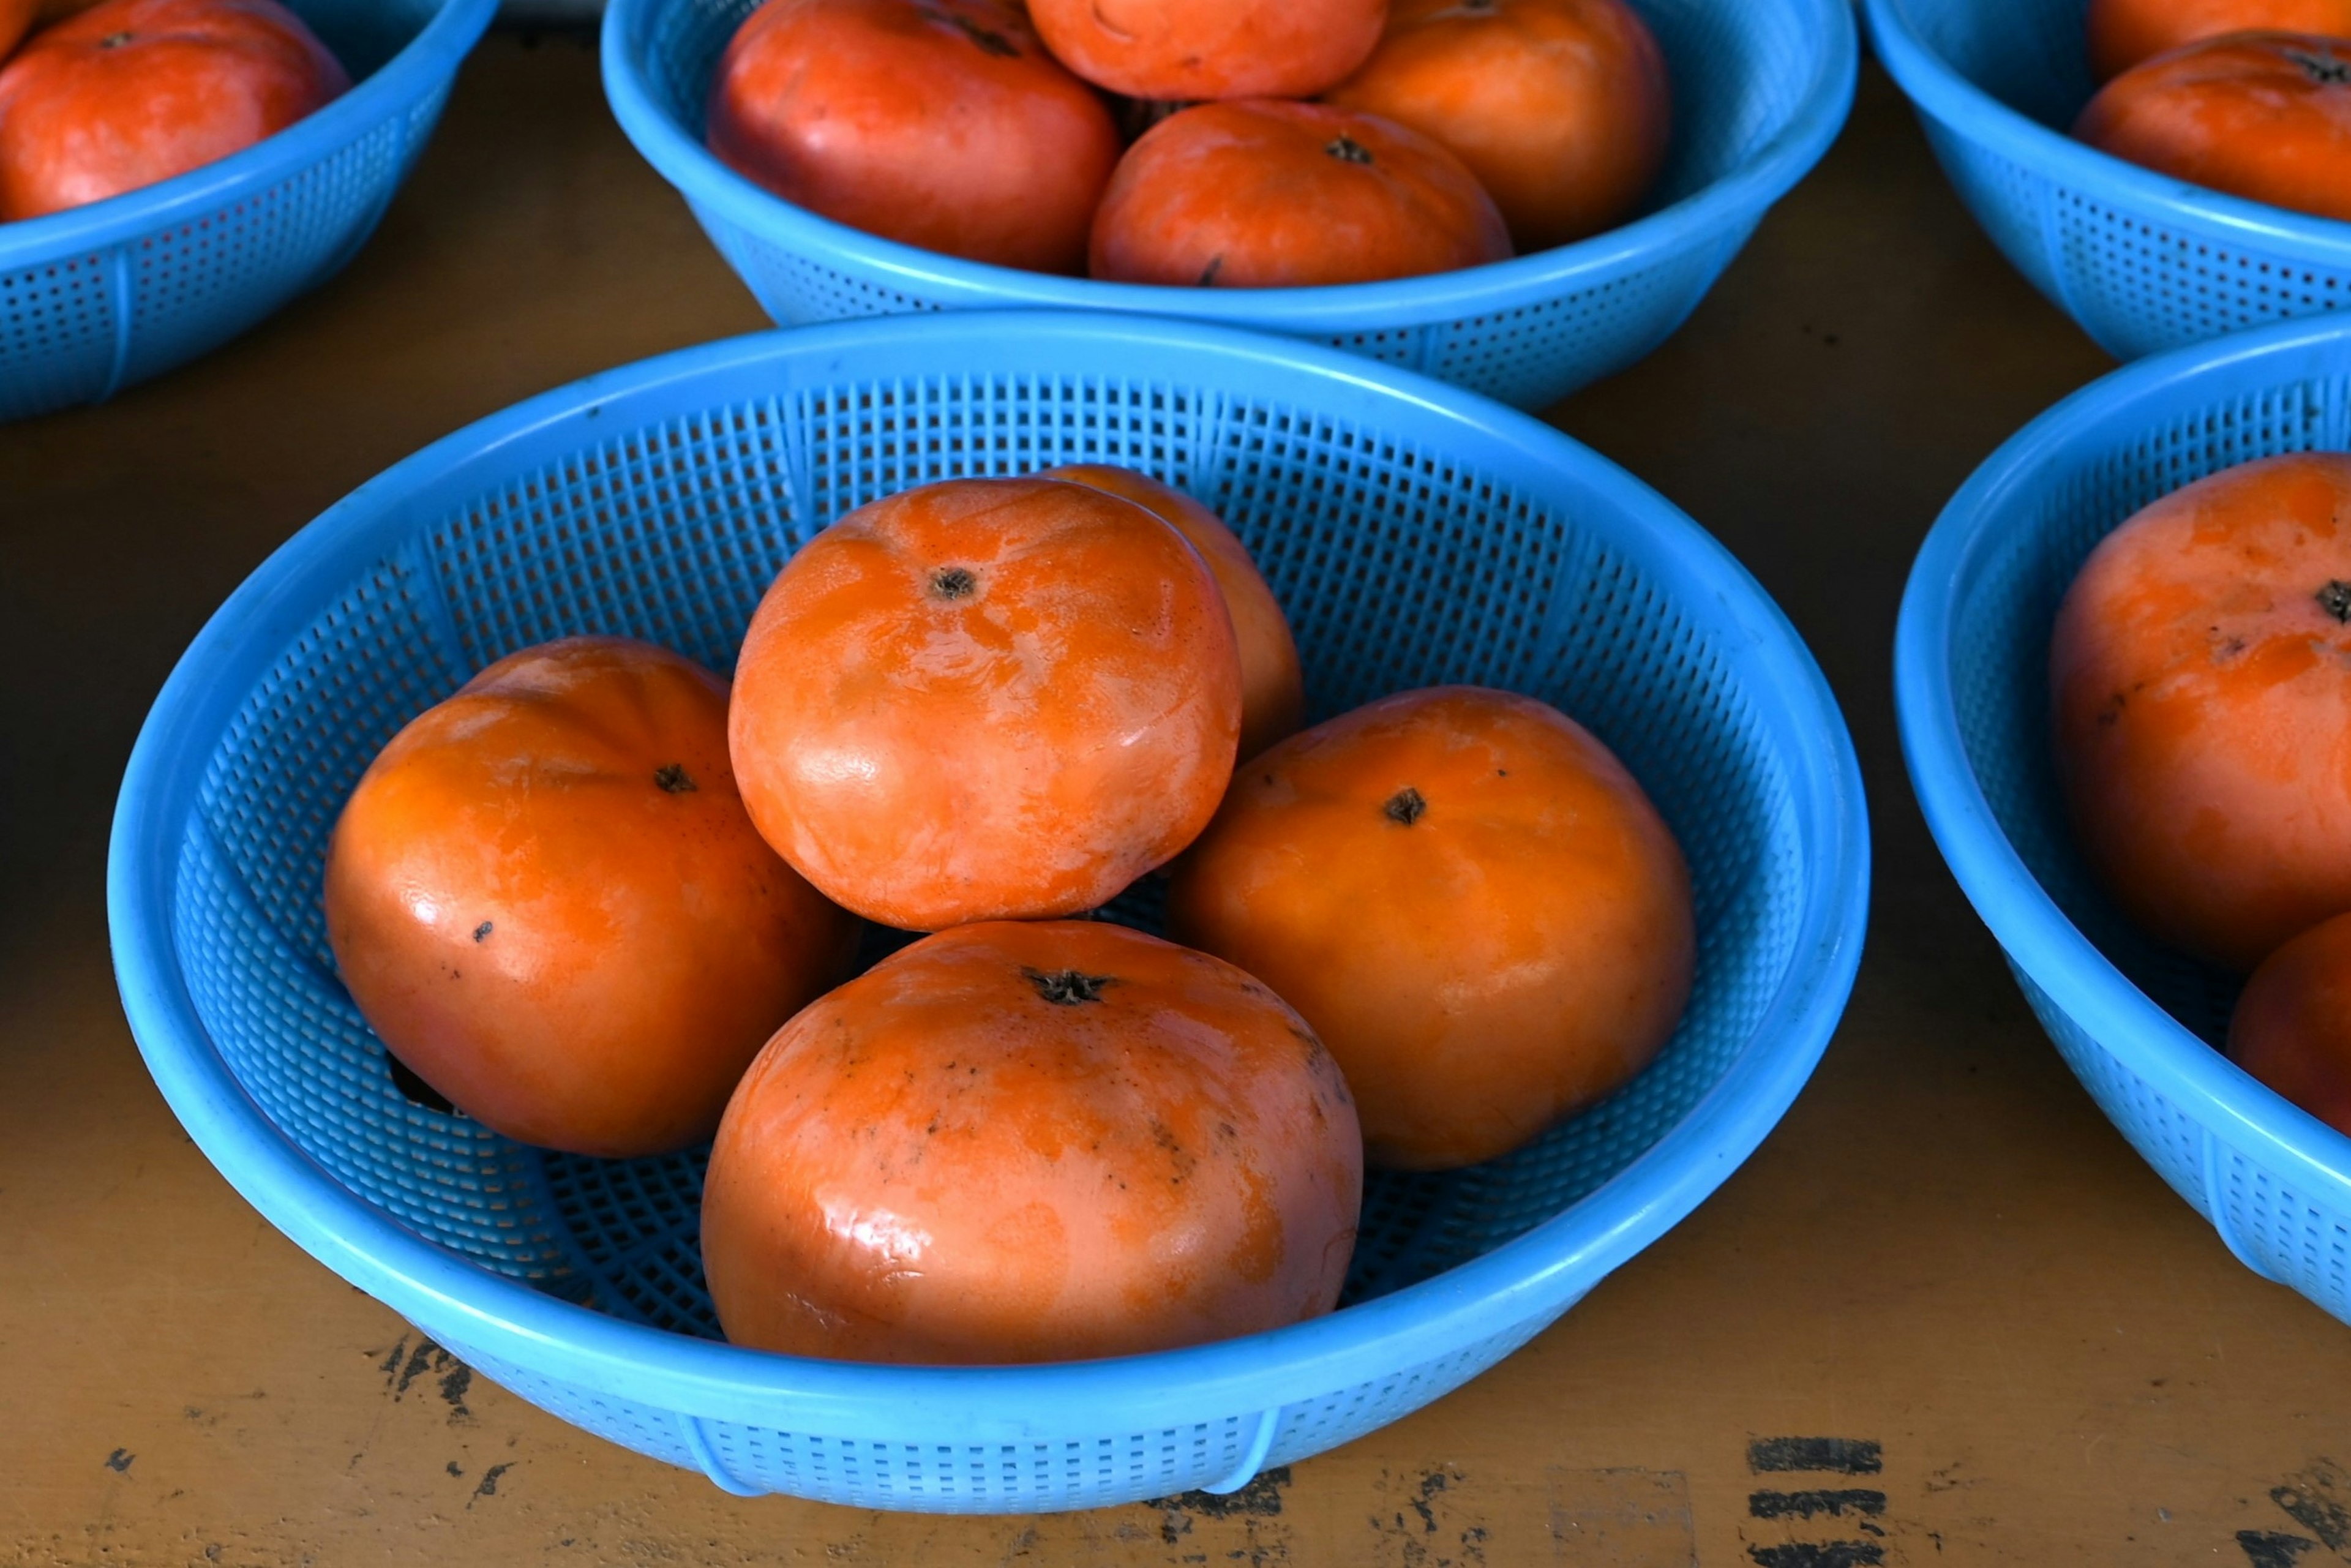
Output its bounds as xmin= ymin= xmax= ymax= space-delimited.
xmin=110 ymin=311 xmax=1868 ymax=1511
xmin=599 ymin=0 xmax=1855 ymax=413
xmin=1865 ymin=0 xmax=2351 ymax=362
xmin=1897 ymin=315 xmax=2351 ymax=1328
xmin=0 ymin=0 xmax=494 ymax=422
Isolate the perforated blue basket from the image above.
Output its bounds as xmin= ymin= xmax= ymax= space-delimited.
xmin=0 ymin=0 xmax=493 ymax=422
xmin=1897 ymin=316 xmax=2351 ymax=1327
xmin=599 ymin=0 xmax=1855 ymax=413
xmin=111 ymin=312 xmax=1868 ymax=1510
xmin=1865 ymin=0 xmax=2351 ymax=362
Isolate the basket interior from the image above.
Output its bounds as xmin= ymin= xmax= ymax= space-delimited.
xmin=1941 ymin=368 xmax=2351 ymax=1054
xmin=1894 ymin=0 xmax=2094 ymax=129
xmin=170 ymin=357 xmax=1813 ymax=1341
xmin=625 ymin=0 xmax=1818 ymax=233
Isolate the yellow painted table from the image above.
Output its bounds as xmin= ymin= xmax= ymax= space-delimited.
xmin=4 ymin=32 xmax=2347 ymax=1567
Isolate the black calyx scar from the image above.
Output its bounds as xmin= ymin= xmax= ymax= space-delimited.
xmin=2320 ymin=579 xmax=2351 ymax=623
xmin=1326 ymin=135 xmax=1376 ymax=165
xmin=1384 ymin=787 xmax=1428 ymax=826
xmin=1024 ymin=968 xmax=1115 ymax=1006
xmin=931 ymin=566 xmax=978 ymax=600
xmin=654 ymin=763 xmax=697 ymax=792
xmin=472 ymin=921 xmax=493 ymax=942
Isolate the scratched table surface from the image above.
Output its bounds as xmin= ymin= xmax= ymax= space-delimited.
xmin=4 ymin=31 xmax=2349 ymax=1568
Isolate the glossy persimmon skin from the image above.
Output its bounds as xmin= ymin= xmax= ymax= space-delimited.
xmin=1324 ymin=0 xmax=1671 ymax=253
xmin=0 ymin=0 xmax=346 ymax=222
xmin=2087 ymin=0 xmax=2351 ymax=80
xmin=2050 ymin=452 xmax=2351 ymax=972
xmin=2229 ymin=910 xmax=2351 ymax=1136
xmin=1090 ymin=99 xmax=1512 ymax=288
xmin=728 ymin=476 xmax=1243 ymax=930
xmin=323 ymin=637 xmax=860 ymax=1159
xmin=1167 ymin=685 xmax=1694 ymax=1171
xmin=701 ymin=920 xmax=1363 ymax=1363
xmin=1041 ymin=464 xmax=1304 ymax=762
xmin=707 ymin=0 xmax=1120 ymax=274
xmin=2075 ymin=33 xmax=2351 ymax=223
xmin=1028 ymin=0 xmax=1386 ymax=100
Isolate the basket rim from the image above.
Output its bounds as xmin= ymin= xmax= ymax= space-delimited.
xmin=596 ymin=0 xmax=1857 ymax=327
xmin=108 ymin=310 xmax=1869 ymax=1436
xmin=0 ymin=0 xmax=495 ymax=268
xmin=1864 ymin=0 xmax=2351 ymax=268
xmin=1894 ymin=312 xmax=2351 ymax=1205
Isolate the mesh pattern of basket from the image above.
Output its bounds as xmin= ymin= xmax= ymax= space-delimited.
xmin=599 ymin=0 xmax=1856 ymax=411
xmin=0 ymin=0 xmax=493 ymax=422
xmin=112 ymin=312 xmax=1869 ymax=1510
xmin=1897 ymin=315 xmax=2351 ymax=1328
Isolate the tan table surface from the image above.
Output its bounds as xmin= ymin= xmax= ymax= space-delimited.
xmin=5 ymin=31 xmax=2348 ymax=1568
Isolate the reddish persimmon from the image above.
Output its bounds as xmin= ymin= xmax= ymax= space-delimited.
xmin=323 ymin=637 xmax=860 ymax=1159
xmin=707 ymin=0 xmax=1120 ymax=274
xmin=2087 ymin=0 xmax=2351 ymax=80
xmin=0 ymin=0 xmax=347 ymax=222
xmin=2229 ymin=910 xmax=2351 ymax=1136
xmin=1325 ymin=0 xmax=1671 ymax=252
xmin=1167 ymin=685 xmax=1694 ymax=1171
xmin=0 ymin=0 xmax=34 ymax=62
xmin=728 ymin=476 xmax=1243 ymax=930
xmin=2075 ymin=33 xmax=2351 ymax=223
xmin=1090 ymin=100 xmax=1512 ymax=288
xmin=2050 ymin=452 xmax=2351 ymax=971
xmin=1041 ymin=464 xmax=1304 ymax=762
xmin=700 ymin=919 xmax=1363 ymax=1362
xmin=1027 ymin=0 xmax=1386 ymax=101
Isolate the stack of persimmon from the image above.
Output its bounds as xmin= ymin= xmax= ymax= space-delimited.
xmin=702 ymin=0 xmax=1674 ymax=287
xmin=326 ymin=467 xmax=1697 ymax=1365
xmin=2074 ymin=0 xmax=2351 ymax=223
xmin=2049 ymin=451 xmax=2351 ymax=1139
xmin=0 ymin=0 xmax=348 ymax=222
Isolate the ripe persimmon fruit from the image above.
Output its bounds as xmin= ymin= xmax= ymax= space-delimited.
xmin=2050 ymin=451 xmax=2351 ymax=972
xmin=2075 ymin=33 xmax=2351 ymax=223
xmin=707 ymin=0 xmax=1121 ymax=274
xmin=1168 ymin=685 xmax=1694 ymax=1171
xmin=700 ymin=919 xmax=1363 ymax=1362
xmin=2229 ymin=910 xmax=2351 ymax=1136
xmin=1027 ymin=0 xmax=1387 ymax=102
xmin=2086 ymin=0 xmax=2351 ymax=80
xmin=728 ymin=476 xmax=1243 ymax=930
xmin=1041 ymin=463 xmax=1304 ymax=762
xmin=0 ymin=0 xmax=348 ymax=222
xmin=1090 ymin=99 xmax=1512 ymax=288
xmin=1325 ymin=0 xmax=1671 ymax=253
xmin=324 ymin=637 xmax=858 ymax=1159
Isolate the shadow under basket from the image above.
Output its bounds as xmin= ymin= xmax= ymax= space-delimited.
xmin=111 ymin=311 xmax=1868 ymax=1511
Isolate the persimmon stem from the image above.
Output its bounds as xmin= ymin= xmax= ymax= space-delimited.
xmin=1024 ymin=969 xmax=1115 ymax=1005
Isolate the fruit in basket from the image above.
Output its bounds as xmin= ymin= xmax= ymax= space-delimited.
xmin=2050 ymin=452 xmax=2351 ymax=972
xmin=1090 ymin=100 xmax=1512 ymax=288
xmin=2074 ymin=33 xmax=2351 ymax=224
xmin=1167 ymin=685 xmax=1694 ymax=1170
xmin=706 ymin=0 xmax=1120 ymax=274
xmin=323 ymin=637 xmax=859 ymax=1159
xmin=1041 ymin=463 xmax=1304 ymax=762
xmin=2086 ymin=0 xmax=2351 ymax=80
xmin=1324 ymin=0 xmax=1671 ymax=253
xmin=0 ymin=0 xmax=348 ymax=222
xmin=701 ymin=919 xmax=1363 ymax=1362
xmin=1028 ymin=0 xmax=1386 ymax=101
xmin=729 ymin=475 xmax=1243 ymax=929
xmin=2229 ymin=909 xmax=2351 ymax=1136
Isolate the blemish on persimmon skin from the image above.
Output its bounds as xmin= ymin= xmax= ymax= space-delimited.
xmin=2320 ymin=579 xmax=2351 ymax=621
xmin=1384 ymin=786 xmax=1427 ymax=826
